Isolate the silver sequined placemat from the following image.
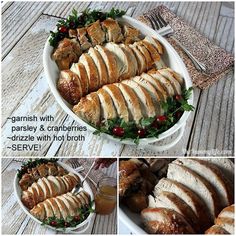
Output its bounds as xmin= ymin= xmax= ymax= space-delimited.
xmin=138 ymin=5 xmax=234 ymax=89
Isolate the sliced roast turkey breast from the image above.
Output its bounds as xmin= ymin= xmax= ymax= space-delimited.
xmin=114 ymin=83 xmax=143 ymax=124
xmin=205 ymin=225 xmax=230 ymax=234
xmin=103 ymin=84 xmax=129 ymax=122
xmin=158 ymin=69 xmax=182 ymax=94
xmin=88 ymin=47 xmax=108 ymax=86
xmin=120 ymin=44 xmax=138 ymax=77
xmin=129 ymin=44 xmax=147 ymax=74
xmin=47 ymin=198 xmax=61 ymax=219
xmin=95 ymin=45 xmax=119 ymax=83
xmin=132 ymin=76 xmax=162 ymax=115
xmin=79 ymin=53 xmax=100 ymax=92
xmin=174 ymin=158 xmax=234 ymax=208
xmin=167 ymin=163 xmax=221 ymax=222
xmin=73 ymin=92 xmax=101 ymax=125
xmin=105 ymin=42 xmax=132 ymax=80
xmin=141 ymin=207 xmax=195 ymax=234
xmin=218 ymin=205 xmax=234 ymax=219
xmin=144 ymin=36 xmax=164 ymax=54
xmin=122 ymin=79 xmax=156 ymax=118
xmin=148 ymin=70 xmax=175 ymax=97
xmin=97 ymin=88 xmax=117 ymax=121
xmin=70 ymin=62 xmax=89 ymax=95
xmin=215 ymin=217 xmax=234 ymax=234
xmin=149 ymin=191 xmax=200 ymax=232
xmin=165 ymin=68 xmax=184 ymax=85
xmin=153 ymin=177 xmax=211 ymax=231
xmin=140 ymin=73 xmax=168 ymax=101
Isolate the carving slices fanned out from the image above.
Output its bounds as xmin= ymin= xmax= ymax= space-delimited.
xmin=21 ymin=173 xmax=80 ymax=209
xmin=174 ymin=158 xmax=234 ymax=208
xmin=30 ymin=191 xmax=90 ymax=221
xmin=141 ymin=208 xmax=195 ymax=234
xmin=72 ymin=68 xmax=183 ymax=125
xmin=167 ymin=163 xmax=221 ymax=222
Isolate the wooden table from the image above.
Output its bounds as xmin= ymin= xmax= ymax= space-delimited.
xmin=1 ymin=158 xmax=117 ymax=234
xmin=1 ymin=1 xmax=234 ymax=157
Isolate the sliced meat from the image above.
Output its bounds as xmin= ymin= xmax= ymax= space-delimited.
xmin=97 ymin=88 xmax=117 ymax=121
xmin=153 ymin=178 xmax=211 ymax=231
xmin=88 ymin=47 xmax=108 ymax=86
xmin=122 ymin=79 xmax=156 ymax=118
xmin=86 ymin=20 xmax=105 ymax=46
xmin=165 ymin=68 xmax=184 ymax=85
xmin=205 ymin=225 xmax=230 ymax=234
xmin=218 ymin=205 xmax=234 ymax=219
xmin=70 ymin=63 xmax=89 ymax=95
xmin=174 ymin=158 xmax=234 ymax=208
xmin=215 ymin=217 xmax=234 ymax=234
xmin=77 ymin=27 xmax=92 ymax=51
xmin=141 ymin=208 xmax=195 ymax=234
xmin=144 ymin=36 xmax=164 ymax=54
xmin=129 ymin=44 xmax=147 ymax=74
xmin=167 ymin=163 xmax=221 ymax=222
xmin=73 ymin=92 xmax=101 ymax=125
xmin=148 ymin=70 xmax=175 ymax=97
xmin=79 ymin=53 xmax=99 ymax=92
xmin=105 ymin=42 xmax=132 ymax=80
xmin=140 ymin=73 xmax=167 ymax=101
xmin=102 ymin=18 xmax=124 ymax=43
xmin=103 ymin=84 xmax=129 ymax=122
xmin=114 ymin=83 xmax=143 ymax=124
xmin=149 ymin=191 xmax=200 ymax=232
xmin=123 ymin=24 xmax=140 ymax=44
xmin=95 ymin=45 xmax=119 ymax=83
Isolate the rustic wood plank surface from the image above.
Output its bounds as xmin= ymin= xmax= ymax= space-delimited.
xmin=1 ymin=1 xmax=234 ymax=157
xmin=1 ymin=158 xmax=117 ymax=234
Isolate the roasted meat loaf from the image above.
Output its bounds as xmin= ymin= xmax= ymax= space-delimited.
xmin=73 ymin=68 xmax=183 ymax=125
xmin=58 ymin=36 xmax=165 ymax=105
xmin=21 ymin=173 xmax=80 ymax=209
xmin=30 ymin=191 xmax=90 ymax=221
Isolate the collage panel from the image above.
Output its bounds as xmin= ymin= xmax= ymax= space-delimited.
xmin=1 ymin=157 xmax=117 ymax=234
xmin=118 ymin=157 xmax=234 ymax=234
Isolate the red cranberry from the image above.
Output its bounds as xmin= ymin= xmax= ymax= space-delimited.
xmin=74 ymin=215 xmax=80 ymax=221
xmin=175 ymin=94 xmax=182 ymax=101
xmin=137 ymin=129 xmax=146 ymax=138
xmin=156 ymin=115 xmax=167 ymax=122
xmin=50 ymin=221 xmax=57 ymax=226
xmin=59 ymin=26 xmax=68 ymax=33
xmin=112 ymin=127 xmax=125 ymax=137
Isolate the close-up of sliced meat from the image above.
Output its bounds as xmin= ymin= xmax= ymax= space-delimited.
xmin=103 ymin=84 xmax=129 ymax=122
xmin=95 ymin=45 xmax=119 ymax=83
xmin=215 ymin=217 xmax=234 ymax=234
xmin=141 ymin=208 xmax=195 ymax=234
xmin=153 ymin=178 xmax=211 ymax=231
xmin=149 ymin=191 xmax=200 ymax=232
xmin=47 ymin=198 xmax=61 ymax=219
xmin=120 ymin=44 xmax=138 ymax=77
xmin=174 ymin=158 xmax=234 ymax=208
xmin=97 ymin=88 xmax=117 ymax=121
xmin=101 ymin=18 xmax=124 ymax=43
xmin=140 ymin=73 xmax=168 ymax=101
xmin=134 ymin=42 xmax=153 ymax=70
xmin=115 ymin=83 xmax=143 ymax=124
xmin=129 ymin=44 xmax=147 ymax=74
xmin=197 ymin=158 xmax=234 ymax=186
xmin=144 ymin=36 xmax=164 ymax=54
xmin=164 ymin=68 xmax=184 ymax=85
xmin=77 ymin=27 xmax=92 ymax=51
xmin=79 ymin=53 xmax=100 ymax=92
xmin=158 ymin=69 xmax=182 ymax=94
xmin=86 ymin=20 xmax=106 ymax=46
xmin=123 ymin=24 xmax=140 ymax=44
xmin=105 ymin=42 xmax=132 ymax=80
xmin=73 ymin=92 xmax=101 ymax=125
xmin=167 ymin=163 xmax=221 ymax=223
xmin=57 ymin=70 xmax=82 ymax=105
xmin=205 ymin=225 xmax=230 ymax=234
xmin=70 ymin=62 xmax=89 ymax=95
xmin=132 ymin=76 xmax=162 ymax=115
xmin=218 ymin=204 xmax=234 ymax=219
xmin=122 ymin=79 xmax=156 ymax=118
xmin=88 ymin=47 xmax=108 ymax=86
xmin=148 ymin=70 xmax=175 ymax=96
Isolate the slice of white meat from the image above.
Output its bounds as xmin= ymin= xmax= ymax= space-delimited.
xmin=144 ymin=36 xmax=164 ymax=54
xmin=129 ymin=44 xmax=146 ymax=74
